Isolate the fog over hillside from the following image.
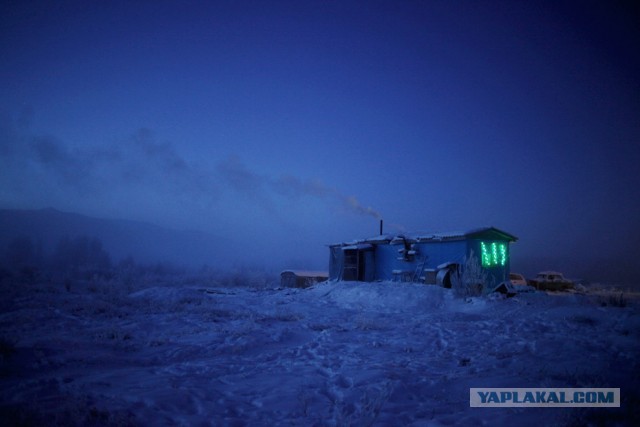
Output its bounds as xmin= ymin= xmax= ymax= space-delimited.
xmin=0 ymin=208 xmax=237 ymax=270
xmin=1 ymin=207 xmax=638 ymax=286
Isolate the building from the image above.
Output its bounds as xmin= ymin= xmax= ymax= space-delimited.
xmin=280 ymin=270 xmax=329 ymax=288
xmin=328 ymin=227 xmax=517 ymax=292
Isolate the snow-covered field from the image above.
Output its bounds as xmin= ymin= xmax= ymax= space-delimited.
xmin=1 ymin=278 xmax=639 ymax=426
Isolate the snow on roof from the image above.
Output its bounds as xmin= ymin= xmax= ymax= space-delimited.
xmin=280 ymin=270 xmax=329 ymax=277
xmin=342 ymin=243 xmax=374 ymax=250
xmin=329 ymin=227 xmax=517 ymax=247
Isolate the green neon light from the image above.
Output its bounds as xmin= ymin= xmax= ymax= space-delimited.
xmin=480 ymin=242 xmax=489 ymax=266
xmin=480 ymin=241 xmax=508 ymax=267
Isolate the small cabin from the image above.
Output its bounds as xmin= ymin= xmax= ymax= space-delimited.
xmin=280 ymin=270 xmax=329 ymax=288
xmin=328 ymin=227 xmax=517 ymax=292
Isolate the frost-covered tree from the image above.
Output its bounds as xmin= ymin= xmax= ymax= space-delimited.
xmin=451 ymin=250 xmax=488 ymax=298
xmin=4 ymin=236 xmax=43 ymax=269
xmin=51 ymin=236 xmax=111 ymax=274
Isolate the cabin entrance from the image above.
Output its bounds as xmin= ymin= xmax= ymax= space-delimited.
xmin=341 ymin=244 xmax=374 ymax=281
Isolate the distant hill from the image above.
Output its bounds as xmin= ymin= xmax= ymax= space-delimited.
xmin=0 ymin=208 xmax=229 ymax=268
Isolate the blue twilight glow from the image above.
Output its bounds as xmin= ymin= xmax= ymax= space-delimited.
xmin=0 ymin=1 xmax=638 ymax=280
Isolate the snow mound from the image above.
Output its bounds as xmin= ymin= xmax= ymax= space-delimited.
xmin=3 ymin=279 xmax=639 ymax=426
xmin=128 ymin=286 xmax=202 ymax=300
xmin=311 ymin=280 xmax=451 ymax=312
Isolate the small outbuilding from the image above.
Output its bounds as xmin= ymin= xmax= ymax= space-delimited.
xmin=328 ymin=226 xmax=517 ymax=292
xmin=280 ymin=270 xmax=329 ymax=288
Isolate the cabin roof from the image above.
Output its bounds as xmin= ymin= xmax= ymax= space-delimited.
xmin=329 ymin=226 xmax=518 ymax=247
xmin=281 ymin=270 xmax=329 ymax=277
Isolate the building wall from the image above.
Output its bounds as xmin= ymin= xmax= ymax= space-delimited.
xmin=372 ymin=240 xmax=469 ymax=281
xmin=329 ymin=237 xmax=513 ymax=290
xmin=363 ymin=250 xmax=376 ymax=282
xmin=374 ymin=244 xmax=398 ymax=281
xmin=281 ymin=271 xmax=328 ymax=288
xmin=416 ymin=240 xmax=468 ymax=269
xmin=328 ymin=246 xmax=342 ymax=280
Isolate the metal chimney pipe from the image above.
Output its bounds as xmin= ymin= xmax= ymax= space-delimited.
xmin=379 ymin=219 xmax=383 ymax=235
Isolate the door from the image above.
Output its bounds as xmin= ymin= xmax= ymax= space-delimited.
xmin=342 ymin=249 xmax=361 ymax=281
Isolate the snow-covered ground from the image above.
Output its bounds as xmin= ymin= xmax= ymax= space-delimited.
xmin=1 ymin=278 xmax=639 ymax=426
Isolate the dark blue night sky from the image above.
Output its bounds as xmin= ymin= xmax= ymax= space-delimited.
xmin=1 ymin=1 xmax=639 ymax=279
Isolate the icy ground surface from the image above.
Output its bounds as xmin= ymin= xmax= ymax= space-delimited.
xmin=1 ymin=279 xmax=639 ymax=426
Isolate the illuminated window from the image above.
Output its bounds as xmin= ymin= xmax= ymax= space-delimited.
xmin=480 ymin=241 xmax=507 ymax=267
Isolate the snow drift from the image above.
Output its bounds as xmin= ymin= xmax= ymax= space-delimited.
xmin=1 ymin=278 xmax=638 ymax=425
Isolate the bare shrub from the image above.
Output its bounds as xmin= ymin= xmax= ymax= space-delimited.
xmin=450 ymin=250 xmax=487 ymax=298
xmin=600 ymin=292 xmax=627 ymax=308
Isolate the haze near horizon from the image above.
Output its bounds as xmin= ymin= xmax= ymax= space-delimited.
xmin=1 ymin=1 xmax=639 ymax=281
